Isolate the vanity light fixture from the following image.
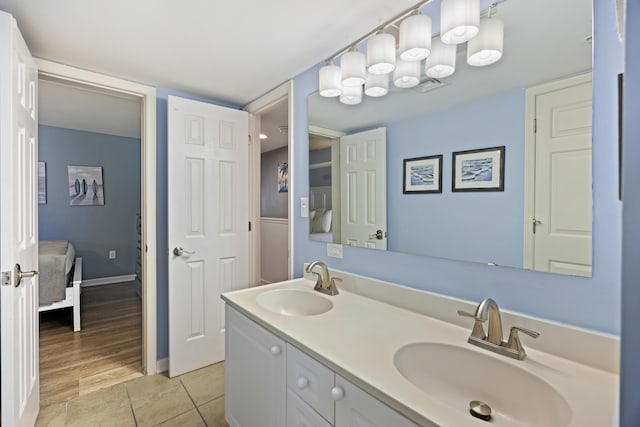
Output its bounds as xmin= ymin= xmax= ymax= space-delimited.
xmin=340 ymin=85 xmax=363 ymax=105
xmin=341 ymin=49 xmax=367 ymax=87
xmin=367 ymin=32 xmax=396 ymax=74
xmin=365 ymin=73 xmax=389 ymax=97
xmin=318 ymin=0 xmax=507 ymax=102
xmin=467 ymin=17 xmax=504 ymax=66
xmin=440 ymin=0 xmax=480 ymax=45
xmin=426 ymin=38 xmax=457 ymax=78
xmin=399 ymin=13 xmax=433 ymax=61
xmin=259 ymin=133 xmax=268 ymax=140
xmin=319 ymin=62 xmax=342 ymax=97
xmin=393 ymin=58 xmax=421 ymax=88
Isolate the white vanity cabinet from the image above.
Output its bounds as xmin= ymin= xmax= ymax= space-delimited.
xmin=225 ymin=306 xmax=418 ymax=427
xmin=225 ymin=307 xmax=286 ymax=427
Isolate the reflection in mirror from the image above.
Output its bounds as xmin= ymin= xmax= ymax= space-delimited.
xmin=308 ymin=0 xmax=593 ymax=277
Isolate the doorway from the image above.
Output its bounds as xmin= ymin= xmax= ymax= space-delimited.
xmin=37 ymin=76 xmax=144 ymax=405
xmin=245 ymin=82 xmax=293 ymax=285
xmin=257 ymin=99 xmax=290 ymax=284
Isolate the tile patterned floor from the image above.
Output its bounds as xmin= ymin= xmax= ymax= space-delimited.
xmin=36 ymin=362 xmax=229 ymax=427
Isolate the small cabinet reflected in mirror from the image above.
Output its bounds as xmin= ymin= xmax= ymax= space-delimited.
xmin=307 ymin=0 xmax=594 ymax=277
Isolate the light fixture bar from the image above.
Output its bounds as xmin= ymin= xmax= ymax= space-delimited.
xmin=323 ymin=0 xmax=507 ymax=64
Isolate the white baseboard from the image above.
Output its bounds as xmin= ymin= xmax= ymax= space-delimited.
xmin=82 ymin=274 xmax=137 ymax=287
xmin=156 ymin=358 xmax=169 ymax=373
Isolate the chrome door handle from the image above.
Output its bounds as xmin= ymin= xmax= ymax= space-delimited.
xmin=368 ymin=229 xmax=384 ymax=240
xmin=14 ymin=264 xmax=38 ymax=288
xmin=532 ymin=218 xmax=542 ymax=233
xmin=173 ymin=246 xmax=195 ymax=257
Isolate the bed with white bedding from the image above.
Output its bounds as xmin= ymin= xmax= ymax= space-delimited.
xmin=38 ymin=240 xmax=82 ymax=331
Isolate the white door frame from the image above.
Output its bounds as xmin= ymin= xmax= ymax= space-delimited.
xmin=35 ymin=59 xmax=158 ymax=375
xmin=244 ymin=81 xmax=294 ymax=283
xmin=522 ymin=72 xmax=593 ymax=269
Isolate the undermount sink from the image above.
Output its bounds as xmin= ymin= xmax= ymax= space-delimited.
xmin=394 ymin=343 xmax=572 ymax=426
xmin=256 ymin=289 xmax=333 ymax=316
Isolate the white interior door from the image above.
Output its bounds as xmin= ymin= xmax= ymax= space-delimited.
xmin=532 ymin=78 xmax=592 ymax=276
xmin=168 ymin=96 xmax=248 ymax=377
xmin=0 ymin=12 xmax=40 ymax=427
xmin=340 ymin=127 xmax=387 ymax=249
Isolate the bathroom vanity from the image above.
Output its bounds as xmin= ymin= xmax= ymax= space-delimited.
xmin=222 ymin=269 xmax=618 ymax=426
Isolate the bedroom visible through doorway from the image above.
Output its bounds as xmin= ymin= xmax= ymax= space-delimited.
xmin=37 ymin=77 xmax=144 ymax=406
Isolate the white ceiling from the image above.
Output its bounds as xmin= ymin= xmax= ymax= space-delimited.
xmin=0 ymin=0 xmax=421 ymax=106
xmin=39 ymin=79 xmax=141 ymax=138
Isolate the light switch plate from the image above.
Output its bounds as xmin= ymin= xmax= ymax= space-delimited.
xmin=109 ymin=250 xmax=116 ymax=259
xmin=300 ymin=197 xmax=309 ymax=217
xmin=327 ymin=243 xmax=343 ymax=258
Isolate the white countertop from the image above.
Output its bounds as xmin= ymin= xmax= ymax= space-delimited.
xmin=222 ymin=278 xmax=618 ymax=427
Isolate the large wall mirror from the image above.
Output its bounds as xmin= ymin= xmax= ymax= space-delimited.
xmin=307 ymin=0 xmax=594 ymax=277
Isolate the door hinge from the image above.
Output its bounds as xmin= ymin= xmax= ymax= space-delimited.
xmin=2 ymin=271 xmax=11 ymax=286
xmin=248 ymin=134 xmax=252 ymax=145
xmin=533 ymin=118 xmax=537 ymax=133
xmin=249 ymin=221 xmax=252 ymax=232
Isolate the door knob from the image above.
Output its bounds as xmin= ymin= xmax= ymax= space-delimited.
xmin=173 ymin=247 xmax=195 ymax=256
xmin=368 ymin=229 xmax=384 ymax=240
xmin=14 ymin=264 xmax=38 ymax=288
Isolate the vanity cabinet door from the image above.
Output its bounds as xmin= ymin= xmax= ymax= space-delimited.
xmin=287 ymin=390 xmax=333 ymax=427
xmin=334 ymin=376 xmax=419 ymax=427
xmin=225 ymin=306 xmax=286 ymax=427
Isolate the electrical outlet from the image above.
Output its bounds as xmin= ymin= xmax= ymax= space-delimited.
xmin=109 ymin=250 xmax=116 ymax=259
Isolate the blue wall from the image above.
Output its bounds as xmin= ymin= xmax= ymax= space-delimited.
xmin=155 ymin=89 xmax=240 ymax=359
xmin=387 ymin=89 xmax=525 ymax=266
xmin=291 ymin=0 xmax=623 ymax=335
xmin=38 ymin=126 xmax=140 ymax=279
xmin=620 ymin=0 xmax=639 ymax=423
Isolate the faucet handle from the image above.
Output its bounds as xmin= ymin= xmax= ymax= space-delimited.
xmin=457 ymin=310 xmax=486 ymax=340
xmin=457 ymin=310 xmax=481 ymax=320
xmin=506 ymin=326 xmax=540 ymax=357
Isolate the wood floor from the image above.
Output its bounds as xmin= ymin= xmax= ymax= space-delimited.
xmin=39 ymin=281 xmax=143 ymax=407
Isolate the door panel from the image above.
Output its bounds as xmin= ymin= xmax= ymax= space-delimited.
xmin=339 ymin=128 xmax=387 ymax=250
xmin=168 ymin=96 xmax=248 ymax=377
xmin=1 ymin=11 xmax=40 ymax=427
xmin=533 ymin=79 xmax=592 ymax=277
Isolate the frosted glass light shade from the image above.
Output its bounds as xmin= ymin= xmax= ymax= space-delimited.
xmin=467 ymin=18 xmax=504 ymax=66
xmin=426 ymin=38 xmax=456 ymax=78
xmin=318 ymin=64 xmax=342 ymax=97
xmin=367 ymin=33 xmax=396 ymax=74
xmin=441 ymin=0 xmax=480 ymax=45
xmin=393 ymin=58 xmax=420 ymax=88
xmin=341 ymin=51 xmax=367 ymax=87
xmin=399 ymin=14 xmax=432 ymax=61
xmin=365 ymin=74 xmax=389 ymax=97
xmin=340 ymin=85 xmax=363 ymax=105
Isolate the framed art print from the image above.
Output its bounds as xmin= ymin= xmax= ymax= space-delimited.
xmin=403 ymin=155 xmax=443 ymax=194
xmin=452 ymin=146 xmax=505 ymax=192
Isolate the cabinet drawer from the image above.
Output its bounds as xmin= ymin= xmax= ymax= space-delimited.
xmin=334 ymin=375 xmax=419 ymax=427
xmin=287 ymin=344 xmax=335 ymax=423
xmin=287 ymin=390 xmax=332 ymax=427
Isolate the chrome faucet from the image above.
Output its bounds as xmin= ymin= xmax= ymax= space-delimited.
xmin=458 ymin=298 xmax=540 ymax=360
xmin=305 ymin=261 xmax=340 ymax=296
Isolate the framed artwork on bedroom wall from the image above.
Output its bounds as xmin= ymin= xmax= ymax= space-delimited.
xmin=38 ymin=161 xmax=46 ymax=204
xmin=68 ymin=165 xmax=105 ymax=206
